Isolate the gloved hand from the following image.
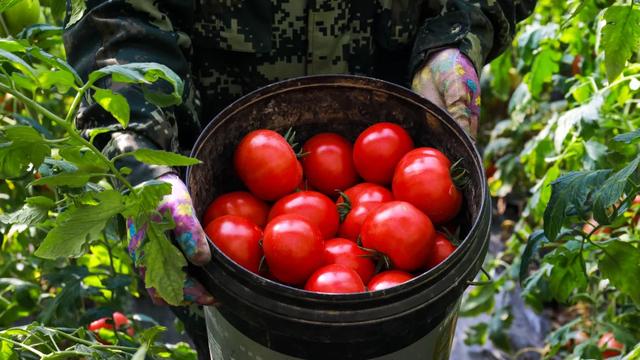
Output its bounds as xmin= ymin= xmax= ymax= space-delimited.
xmin=411 ymin=48 xmax=481 ymax=138
xmin=127 ymin=173 xmax=215 ymax=305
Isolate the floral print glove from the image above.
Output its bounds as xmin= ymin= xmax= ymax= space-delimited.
xmin=127 ymin=173 xmax=215 ymax=305
xmin=412 ymin=48 xmax=481 ymax=138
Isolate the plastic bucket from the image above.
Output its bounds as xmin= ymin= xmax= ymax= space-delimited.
xmin=186 ymin=75 xmax=490 ymax=359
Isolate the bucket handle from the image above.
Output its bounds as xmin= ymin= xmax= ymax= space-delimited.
xmin=467 ymin=267 xmax=493 ymax=286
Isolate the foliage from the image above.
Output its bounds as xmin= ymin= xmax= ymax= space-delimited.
xmin=0 ymin=0 xmax=198 ymax=357
xmin=468 ymin=0 xmax=640 ymax=357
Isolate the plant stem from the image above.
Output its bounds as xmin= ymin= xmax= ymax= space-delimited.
xmin=0 ymin=335 xmax=45 ymax=357
xmin=0 ymin=83 xmax=134 ymax=191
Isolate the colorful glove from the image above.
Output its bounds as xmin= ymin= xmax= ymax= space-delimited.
xmin=127 ymin=173 xmax=215 ymax=305
xmin=411 ymin=48 xmax=481 ymax=138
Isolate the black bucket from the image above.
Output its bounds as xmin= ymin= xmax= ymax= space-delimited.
xmin=186 ymin=75 xmax=490 ymax=360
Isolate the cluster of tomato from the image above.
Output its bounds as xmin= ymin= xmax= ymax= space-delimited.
xmin=203 ymin=122 xmax=463 ymax=294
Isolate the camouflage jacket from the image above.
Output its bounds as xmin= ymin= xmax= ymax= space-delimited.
xmin=64 ymin=0 xmax=536 ymax=185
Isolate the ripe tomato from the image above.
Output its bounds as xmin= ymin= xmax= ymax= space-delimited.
xmin=268 ymin=191 xmax=339 ymax=239
xmin=337 ymin=183 xmax=393 ymax=208
xmin=392 ymin=147 xmax=462 ymax=224
xmin=263 ymin=214 xmax=325 ymax=285
xmin=204 ymin=215 xmax=263 ymax=273
xmin=425 ymin=232 xmax=457 ymax=269
xmin=598 ymin=332 xmax=623 ymax=358
xmin=234 ymin=130 xmax=302 ymax=201
xmin=353 ymin=122 xmax=414 ymax=184
xmin=302 ymin=133 xmax=358 ymax=196
xmin=323 ymin=238 xmax=375 ymax=283
xmin=203 ymin=191 xmax=269 ymax=227
xmin=360 ymin=201 xmax=435 ymax=271
xmin=88 ymin=312 xmax=134 ymax=337
xmin=367 ymin=270 xmax=413 ymax=291
xmin=338 ymin=202 xmax=382 ymax=241
xmin=304 ymin=264 xmax=366 ymax=294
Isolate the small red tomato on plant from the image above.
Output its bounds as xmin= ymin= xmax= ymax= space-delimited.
xmin=301 ymin=133 xmax=358 ymax=196
xmin=353 ymin=122 xmax=414 ymax=184
xmin=323 ymin=238 xmax=375 ymax=283
xmin=88 ymin=311 xmax=134 ymax=337
xmin=203 ymin=191 xmax=270 ymax=227
xmin=360 ymin=201 xmax=436 ymax=272
xmin=367 ymin=270 xmax=413 ymax=291
xmin=234 ymin=129 xmax=302 ymax=201
xmin=392 ymin=147 xmax=462 ymax=224
xmin=425 ymin=232 xmax=457 ymax=269
xmin=304 ymin=264 xmax=366 ymax=294
xmin=262 ymin=214 xmax=325 ymax=285
xmin=598 ymin=332 xmax=623 ymax=358
xmin=268 ymin=191 xmax=340 ymax=239
xmin=336 ymin=183 xmax=393 ymax=208
xmin=204 ymin=215 xmax=263 ymax=273
xmin=338 ymin=201 xmax=382 ymax=241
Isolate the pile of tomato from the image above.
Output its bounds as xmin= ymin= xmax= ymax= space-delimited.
xmin=203 ymin=122 xmax=464 ymax=294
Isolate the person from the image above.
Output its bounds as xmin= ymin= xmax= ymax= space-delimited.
xmin=63 ymin=0 xmax=536 ymax=356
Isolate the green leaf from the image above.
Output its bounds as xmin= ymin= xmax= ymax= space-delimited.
xmin=0 ymin=202 xmax=50 ymax=226
xmin=602 ymin=5 xmax=640 ymax=82
xmin=30 ymin=173 xmax=92 ymax=188
xmin=546 ymin=246 xmax=587 ymax=303
xmin=35 ymin=191 xmax=125 ymax=259
xmin=25 ymin=196 xmax=54 ymax=208
xmin=614 ymin=129 xmax=640 ymax=144
xmin=59 ymin=146 xmax=109 ymax=173
xmin=0 ymin=126 xmax=50 ymax=178
xmin=460 ymin=277 xmax=497 ymax=317
xmin=0 ymin=0 xmax=24 ymax=13
xmin=519 ymin=230 xmax=548 ymax=283
xmin=92 ymin=88 xmax=130 ymax=128
xmin=0 ymin=48 xmax=36 ymax=80
xmin=88 ymin=63 xmax=184 ymax=106
xmin=544 ymin=170 xmax=610 ymax=241
xmin=141 ymin=217 xmax=187 ymax=306
xmin=127 ymin=148 xmax=201 ymax=166
xmin=599 ymin=241 xmax=640 ymax=304
xmin=464 ymin=323 xmax=488 ymax=346
xmin=67 ymin=0 xmax=86 ymax=27
xmin=527 ymin=47 xmax=561 ymax=97
xmin=593 ymin=156 xmax=640 ymax=225
xmin=38 ymin=70 xmax=75 ymax=91
xmin=27 ymin=47 xmax=82 ymax=85
xmin=488 ymin=306 xmax=512 ymax=351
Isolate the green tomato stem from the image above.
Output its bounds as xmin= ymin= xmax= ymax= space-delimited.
xmin=0 ymin=82 xmax=134 ymax=191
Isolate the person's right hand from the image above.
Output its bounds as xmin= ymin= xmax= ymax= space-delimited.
xmin=127 ymin=173 xmax=215 ymax=306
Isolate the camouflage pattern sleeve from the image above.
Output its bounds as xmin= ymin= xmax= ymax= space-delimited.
xmin=409 ymin=0 xmax=538 ymax=76
xmin=63 ymin=0 xmax=201 ymax=185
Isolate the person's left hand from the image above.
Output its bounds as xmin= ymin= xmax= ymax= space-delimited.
xmin=412 ymin=48 xmax=481 ymax=138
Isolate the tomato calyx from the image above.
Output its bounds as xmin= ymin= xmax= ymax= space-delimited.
xmin=450 ymin=158 xmax=470 ymax=188
xmin=336 ymin=191 xmax=352 ymax=222
xmin=357 ymin=245 xmax=392 ymax=273
xmin=283 ymin=127 xmax=309 ymax=158
xmin=258 ymin=255 xmax=269 ymax=274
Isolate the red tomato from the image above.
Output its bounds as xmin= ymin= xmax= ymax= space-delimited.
xmin=392 ymin=147 xmax=462 ymax=224
xmin=598 ymin=332 xmax=624 ymax=358
xmin=353 ymin=122 xmax=414 ymax=184
xmin=304 ymin=264 xmax=366 ymax=294
xmin=203 ymin=191 xmax=269 ymax=227
xmin=268 ymin=191 xmax=339 ymax=239
xmin=360 ymin=201 xmax=436 ymax=271
xmin=367 ymin=270 xmax=413 ymax=291
xmin=234 ymin=130 xmax=302 ymax=201
xmin=88 ymin=312 xmax=134 ymax=337
xmin=338 ymin=202 xmax=382 ymax=241
xmin=302 ymin=133 xmax=358 ymax=196
xmin=425 ymin=232 xmax=457 ymax=269
xmin=204 ymin=215 xmax=263 ymax=273
xmin=337 ymin=183 xmax=393 ymax=208
xmin=263 ymin=214 xmax=325 ymax=285
xmin=323 ymin=238 xmax=375 ymax=283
